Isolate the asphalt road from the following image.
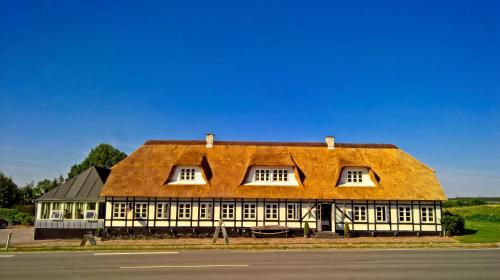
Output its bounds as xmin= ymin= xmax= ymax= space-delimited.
xmin=1 ymin=249 xmax=499 ymax=280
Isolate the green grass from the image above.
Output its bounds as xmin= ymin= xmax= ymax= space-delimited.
xmin=446 ymin=205 xmax=500 ymax=243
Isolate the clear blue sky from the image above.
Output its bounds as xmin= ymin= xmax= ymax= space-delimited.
xmin=1 ymin=0 xmax=499 ymax=197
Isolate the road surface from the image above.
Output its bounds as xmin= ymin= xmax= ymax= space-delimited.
xmin=1 ymin=248 xmax=499 ymax=279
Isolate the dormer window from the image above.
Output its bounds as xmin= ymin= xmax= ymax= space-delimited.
xmin=337 ymin=167 xmax=376 ymax=187
xmin=245 ymin=167 xmax=298 ymax=186
xmin=168 ymin=166 xmax=206 ymax=185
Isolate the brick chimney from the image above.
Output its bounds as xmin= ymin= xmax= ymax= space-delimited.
xmin=325 ymin=136 xmax=335 ymax=150
xmin=206 ymin=133 xmax=215 ymax=148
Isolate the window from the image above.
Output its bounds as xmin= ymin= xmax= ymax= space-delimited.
xmin=421 ymin=207 xmax=434 ymax=223
xmin=156 ymin=203 xmax=169 ymax=219
xmin=135 ymin=203 xmax=148 ymax=219
xmin=180 ymin=168 xmax=195 ymax=181
xmin=347 ymin=170 xmax=363 ymax=183
xmin=399 ymin=206 xmax=412 ymax=222
xmin=273 ymin=169 xmax=288 ymax=182
xmin=353 ymin=206 xmax=367 ymax=222
xmin=221 ymin=203 xmax=235 ymax=219
xmin=63 ymin=202 xmax=73 ymax=219
xmin=287 ymin=203 xmax=300 ymax=220
xmin=86 ymin=202 xmax=96 ymax=211
xmin=255 ymin=169 xmax=270 ymax=182
xmin=243 ymin=203 xmax=256 ymax=219
xmin=200 ymin=202 xmax=213 ymax=219
xmin=376 ymin=206 xmax=387 ymax=222
xmin=178 ymin=203 xmax=191 ymax=219
xmin=40 ymin=202 xmax=50 ymax=219
xmin=113 ymin=202 xmax=127 ymax=218
xmin=265 ymin=203 xmax=278 ymax=220
xmin=75 ymin=203 xmax=84 ymax=219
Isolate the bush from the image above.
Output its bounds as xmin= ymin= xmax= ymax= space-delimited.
xmin=14 ymin=212 xmax=34 ymax=225
xmin=14 ymin=204 xmax=36 ymax=215
xmin=303 ymin=221 xmax=310 ymax=238
xmin=0 ymin=208 xmax=19 ymax=224
xmin=0 ymin=208 xmax=35 ymax=225
xmin=444 ymin=198 xmax=487 ymax=208
xmin=442 ymin=211 xmax=465 ymax=236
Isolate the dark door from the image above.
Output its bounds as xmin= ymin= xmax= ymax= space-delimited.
xmin=320 ymin=204 xmax=332 ymax=231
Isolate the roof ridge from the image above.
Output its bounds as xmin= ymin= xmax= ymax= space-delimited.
xmin=144 ymin=140 xmax=398 ymax=149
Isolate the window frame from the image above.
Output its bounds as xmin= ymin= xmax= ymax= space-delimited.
xmin=156 ymin=202 xmax=169 ymax=219
xmin=353 ymin=206 xmax=367 ymax=222
xmin=179 ymin=168 xmax=196 ymax=181
xmin=199 ymin=202 xmax=213 ymax=220
xmin=113 ymin=202 xmax=127 ymax=219
xmin=398 ymin=206 xmax=412 ymax=223
xmin=243 ymin=203 xmax=257 ymax=220
xmin=286 ymin=203 xmax=300 ymax=220
xmin=221 ymin=203 xmax=235 ymax=220
xmin=134 ymin=202 xmax=148 ymax=219
xmin=376 ymin=205 xmax=388 ymax=222
xmin=177 ymin=202 xmax=192 ymax=220
xmin=265 ymin=203 xmax=279 ymax=220
xmin=421 ymin=206 xmax=434 ymax=223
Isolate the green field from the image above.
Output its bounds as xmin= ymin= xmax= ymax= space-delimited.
xmin=446 ymin=205 xmax=500 ymax=243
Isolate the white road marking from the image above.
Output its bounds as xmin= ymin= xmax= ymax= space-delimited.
xmin=120 ymin=264 xmax=249 ymax=269
xmin=0 ymin=255 xmax=14 ymax=258
xmin=94 ymin=251 xmax=178 ymax=256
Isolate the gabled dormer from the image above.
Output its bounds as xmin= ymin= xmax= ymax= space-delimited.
xmin=243 ymin=166 xmax=299 ymax=186
xmin=167 ymin=166 xmax=207 ymax=185
xmin=336 ymin=167 xmax=377 ymax=187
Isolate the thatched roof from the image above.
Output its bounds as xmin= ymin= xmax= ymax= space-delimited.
xmin=100 ymin=140 xmax=446 ymax=201
xmin=38 ymin=166 xmax=110 ymax=202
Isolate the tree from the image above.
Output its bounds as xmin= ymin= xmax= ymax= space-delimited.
xmin=32 ymin=177 xmax=63 ymax=198
xmin=67 ymin=143 xmax=127 ymax=179
xmin=17 ymin=181 xmax=35 ymax=205
xmin=0 ymin=172 xmax=18 ymax=208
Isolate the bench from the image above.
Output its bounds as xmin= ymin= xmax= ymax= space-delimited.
xmin=251 ymin=226 xmax=289 ymax=238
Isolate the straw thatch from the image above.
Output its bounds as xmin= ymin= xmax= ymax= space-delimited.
xmin=101 ymin=140 xmax=446 ymax=201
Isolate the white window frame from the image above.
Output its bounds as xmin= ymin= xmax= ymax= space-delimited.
xmin=375 ymin=206 xmax=388 ymax=222
xmin=287 ymin=203 xmax=300 ymax=220
xmin=421 ymin=206 xmax=434 ymax=223
xmin=178 ymin=202 xmax=191 ymax=219
xmin=347 ymin=170 xmax=363 ymax=183
xmin=398 ymin=206 xmax=412 ymax=222
xmin=273 ymin=169 xmax=288 ymax=182
xmin=265 ymin=203 xmax=279 ymax=220
xmin=113 ymin=202 xmax=127 ymax=219
xmin=135 ymin=202 xmax=148 ymax=219
xmin=221 ymin=203 xmax=235 ymax=220
xmin=243 ymin=203 xmax=256 ymax=220
xmin=179 ymin=168 xmax=196 ymax=181
xmin=156 ymin=202 xmax=169 ymax=219
xmin=255 ymin=169 xmax=271 ymax=182
xmin=199 ymin=202 xmax=213 ymax=220
xmin=353 ymin=206 xmax=367 ymax=222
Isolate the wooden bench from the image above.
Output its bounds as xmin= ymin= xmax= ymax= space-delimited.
xmin=251 ymin=226 xmax=289 ymax=238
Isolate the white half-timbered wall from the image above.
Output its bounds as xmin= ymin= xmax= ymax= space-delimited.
xmin=104 ymin=198 xmax=442 ymax=233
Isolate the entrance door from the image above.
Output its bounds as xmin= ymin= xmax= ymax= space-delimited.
xmin=320 ymin=204 xmax=332 ymax=231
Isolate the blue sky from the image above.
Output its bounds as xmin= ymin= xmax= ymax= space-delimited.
xmin=0 ymin=0 xmax=499 ymax=197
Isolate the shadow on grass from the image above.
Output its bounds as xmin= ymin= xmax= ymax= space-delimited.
xmin=462 ymin=228 xmax=478 ymax=235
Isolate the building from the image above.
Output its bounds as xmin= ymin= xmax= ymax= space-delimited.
xmin=100 ymin=134 xmax=446 ymax=236
xmin=35 ymin=166 xmax=109 ymax=239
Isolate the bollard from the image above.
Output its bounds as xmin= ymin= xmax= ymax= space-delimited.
xmin=5 ymin=232 xmax=12 ymax=251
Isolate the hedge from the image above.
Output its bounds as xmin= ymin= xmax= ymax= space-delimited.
xmin=0 ymin=208 xmax=35 ymax=225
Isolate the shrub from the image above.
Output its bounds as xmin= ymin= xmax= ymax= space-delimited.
xmin=14 ymin=204 xmax=36 ymax=215
xmin=0 ymin=208 xmax=19 ymax=224
xmin=344 ymin=222 xmax=350 ymax=238
xmin=14 ymin=212 xmax=34 ymax=225
xmin=442 ymin=211 xmax=465 ymax=236
xmin=303 ymin=221 xmax=310 ymax=237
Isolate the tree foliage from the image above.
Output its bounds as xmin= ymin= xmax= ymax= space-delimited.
xmin=0 ymin=172 xmax=18 ymax=208
xmin=68 ymin=144 xmax=126 ymax=179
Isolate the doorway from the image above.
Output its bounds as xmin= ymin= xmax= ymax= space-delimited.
xmin=319 ymin=204 xmax=332 ymax=231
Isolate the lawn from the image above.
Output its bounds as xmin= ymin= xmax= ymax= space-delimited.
xmin=446 ymin=205 xmax=500 ymax=243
